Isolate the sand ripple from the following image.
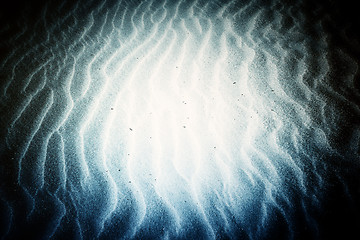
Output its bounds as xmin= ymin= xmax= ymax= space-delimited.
xmin=0 ymin=0 xmax=359 ymax=239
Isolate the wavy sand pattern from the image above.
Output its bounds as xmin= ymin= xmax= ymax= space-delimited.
xmin=0 ymin=0 xmax=359 ymax=239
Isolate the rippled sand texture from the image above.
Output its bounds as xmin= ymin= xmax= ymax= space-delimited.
xmin=1 ymin=0 xmax=359 ymax=239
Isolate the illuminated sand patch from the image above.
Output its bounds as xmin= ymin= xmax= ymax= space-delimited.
xmin=0 ymin=0 xmax=359 ymax=239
